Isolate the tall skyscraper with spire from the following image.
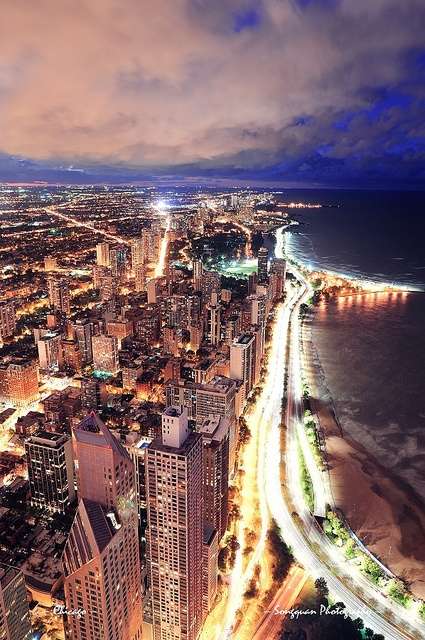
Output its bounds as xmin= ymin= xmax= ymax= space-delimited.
xmin=62 ymin=413 xmax=143 ymax=640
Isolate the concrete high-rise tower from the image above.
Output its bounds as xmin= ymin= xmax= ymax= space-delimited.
xmin=96 ymin=242 xmax=110 ymax=267
xmin=230 ymin=333 xmax=256 ymax=399
xmin=63 ymin=413 xmax=143 ymax=640
xmin=25 ymin=431 xmax=75 ymax=513
xmin=47 ymin=277 xmax=71 ymax=315
xmin=146 ymin=407 xmax=204 ymax=640
xmin=0 ymin=564 xmax=32 ymax=640
xmin=257 ymin=246 xmax=269 ymax=285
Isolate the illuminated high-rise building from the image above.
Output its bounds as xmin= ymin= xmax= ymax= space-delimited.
xmin=92 ymin=334 xmax=119 ymax=374
xmin=80 ymin=376 xmax=106 ymax=411
xmin=0 ymin=359 xmax=39 ymax=407
xmin=131 ymin=239 xmax=145 ymax=271
xmin=269 ymin=257 xmax=286 ymax=300
xmin=61 ymin=338 xmax=82 ymax=372
xmin=96 ymin=241 xmax=110 ymax=267
xmin=257 ymin=246 xmax=269 ymax=285
xmin=146 ymin=407 xmax=203 ymax=640
xmin=202 ymin=526 xmax=218 ymax=619
xmin=134 ymin=264 xmax=147 ymax=293
xmin=225 ymin=314 xmax=240 ymax=346
xmin=250 ymin=294 xmax=266 ymax=328
xmin=0 ymin=563 xmax=32 ymax=640
xmin=47 ymin=276 xmax=71 ymax=315
xmin=163 ymin=326 xmax=179 ymax=356
xmin=199 ymin=415 xmax=229 ymax=541
xmin=187 ymin=294 xmax=202 ymax=326
xmin=25 ymin=431 xmax=75 ymax=513
xmin=166 ymin=376 xmax=237 ymax=472
xmin=37 ymin=331 xmax=62 ymax=371
xmin=164 ymin=295 xmax=187 ymax=330
xmin=110 ymin=246 xmax=127 ymax=282
xmin=146 ymin=278 xmax=159 ymax=304
xmin=192 ymin=260 xmax=203 ymax=291
xmin=134 ymin=305 xmax=160 ymax=344
xmin=205 ymin=297 xmax=221 ymax=346
xmin=63 ymin=413 xmax=143 ymax=640
xmin=247 ymin=272 xmax=257 ymax=295
xmin=230 ymin=333 xmax=256 ymax=399
xmin=72 ymin=318 xmax=93 ymax=364
xmin=189 ymin=323 xmax=203 ymax=352
xmin=44 ymin=256 xmax=58 ymax=272
xmin=0 ymin=301 xmax=16 ymax=342
xmin=201 ymin=270 xmax=221 ymax=304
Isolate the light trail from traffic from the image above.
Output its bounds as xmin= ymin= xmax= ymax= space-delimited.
xmin=154 ymin=214 xmax=171 ymax=277
xmin=39 ymin=204 xmax=131 ymax=245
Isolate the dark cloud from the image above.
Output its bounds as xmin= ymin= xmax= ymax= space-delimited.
xmin=0 ymin=0 xmax=424 ymax=186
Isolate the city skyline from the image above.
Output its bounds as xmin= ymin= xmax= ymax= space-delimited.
xmin=0 ymin=2 xmax=424 ymax=639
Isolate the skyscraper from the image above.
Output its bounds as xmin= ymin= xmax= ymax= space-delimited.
xmin=63 ymin=413 xmax=143 ymax=640
xmin=110 ymin=246 xmax=127 ymax=282
xmin=146 ymin=278 xmax=159 ymax=304
xmin=257 ymin=246 xmax=269 ymax=285
xmin=131 ymin=238 xmax=145 ymax=271
xmin=25 ymin=431 xmax=75 ymax=513
xmin=72 ymin=318 xmax=93 ymax=364
xmin=269 ymin=257 xmax=286 ymax=300
xmin=192 ymin=260 xmax=203 ymax=291
xmin=92 ymin=334 xmax=119 ymax=374
xmin=0 ymin=359 xmax=39 ymax=407
xmin=96 ymin=241 xmax=110 ymax=267
xmin=0 ymin=301 xmax=16 ymax=343
xmin=37 ymin=331 xmax=62 ymax=371
xmin=48 ymin=276 xmax=71 ymax=315
xmin=202 ymin=526 xmax=218 ymax=619
xmin=0 ymin=563 xmax=32 ymax=640
xmin=199 ymin=415 xmax=229 ymax=541
xmin=134 ymin=264 xmax=147 ymax=293
xmin=146 ymin=407 xmax=203 ymax=640
xmin=201 ymin=270 xmax=221 ymax=304
xmin=205 ymin=297 xmax=221 ymax=346
xmin=230 ymin=333 xmax=256 ymax=399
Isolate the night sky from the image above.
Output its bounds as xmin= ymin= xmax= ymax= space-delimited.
xmin=1 ymin=0 xmax=425 ymax=188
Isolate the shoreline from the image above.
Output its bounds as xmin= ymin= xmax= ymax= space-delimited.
xmin=302 ymin=305 xmax=425 ymax=599
xmin=285 ymin=230 xmax=423 ymax=293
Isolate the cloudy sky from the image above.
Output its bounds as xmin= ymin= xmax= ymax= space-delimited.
xmin=1 ymin=0 xmax=425 ymax=187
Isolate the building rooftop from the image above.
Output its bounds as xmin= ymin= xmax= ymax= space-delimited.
xmin=27 ymin=431 xmax=69 ymax=448
xmin=0 ymin=562 xmax=20 ymax=590
xmin=163 ymin=406 xmax=185 ymax=418
xmin=149 ymin=430 xmax=201 ymax=456
xmin=199 ymin=415 xmax=229 ymax=441
xmin=74 ymin=412 xmax=131 ymax=460
xmin=234 ymin=333 xmax=254 ymax=346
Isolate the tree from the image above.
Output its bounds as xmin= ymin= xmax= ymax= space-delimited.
xmin=364 ymin=628 xmax=374 ymax=640
xmin=360 ymin=554 xmax=384 ymax=584
xmin=387 ymin=578 xmax=411 ymax=607
xmin=344 ymin=538 xmax=357 ymax=560
xmin=314 ymin=577 xmax=329 ymax=602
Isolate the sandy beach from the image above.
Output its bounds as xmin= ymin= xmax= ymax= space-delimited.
xmin=302 ymin=310 xmax=425 ymax=599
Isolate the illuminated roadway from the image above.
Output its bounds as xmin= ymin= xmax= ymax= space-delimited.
xmin=32 ymin=204 xmax=132 ymax=245
xmin=154 ymin=213 xmax=171 ymax=277
xmin=261 ymin=227 xmax=422 ymax=639
xmin=252 ymin=567 xmax=307 ymax=640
